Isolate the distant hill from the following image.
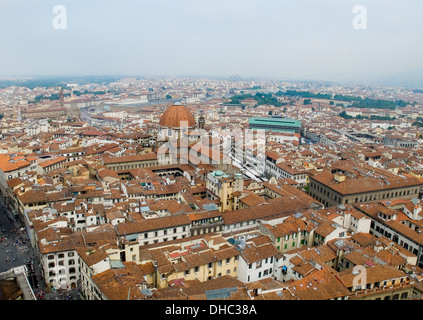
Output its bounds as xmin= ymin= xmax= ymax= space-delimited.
xmin=372 ymin=69 xmax=423 ymax=89
xmin=0 ymin=75 xmax=124 ymax=89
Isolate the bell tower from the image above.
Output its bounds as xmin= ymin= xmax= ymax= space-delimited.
xmin=198 ymin=114 xmax=205 ymax=130
xmin=59 ymin=87 xmax=64 ymax=107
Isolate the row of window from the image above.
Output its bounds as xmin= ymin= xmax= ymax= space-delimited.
xmin=372 ymin=223 xmax=419 ymax=256
xmin=142 ymin=235 xmax=187 ymax=246
xmin=347 ymin=188 xmax=417 ymax=204
xmin=27 ymin=202 xmax=47 ymax=207
xmin=142 ymin=226 xmax=187 ymax=239
xmin=174 ymin=270 xmax=235 ymax=282
xmin=374 ymin=292 xmax=408 ymax=300
xmin=184 ymin=257 xmax=239 ymax=276
xmin=47 ymin=252 xmax=75 ymax=259
xmin=48 ymin=268 xmax=77 ymax=276
xmin=109 ymin=161 xmax=159 ymax=171
xmin=225 ymin=220 xmax=255 ymax=230
xmin=248 ymin=257 xmax=274 ymax=270
xmin=192 ymin=217 xmax=223 ymax=226
xmin=310 ymin=181 xmax=418 ymax=204
xmin=278 ymin=232 xmax=306 ymax=242
xmin=277 ymin=240 xmax=306 ymax=251
xmin=247 ymin=268 xmax=273 ymax=282
xmin=48 ymin=259 xmax=76 ymax=268
xmin=47 ymin=275 xmax=77 ymax=285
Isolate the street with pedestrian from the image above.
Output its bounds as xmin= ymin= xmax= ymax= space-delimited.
xmin=0 ymin=195 xmax=80 ymax=300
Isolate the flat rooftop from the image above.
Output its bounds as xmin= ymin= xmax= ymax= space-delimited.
xmin=248 ymin=117 xmax=302 ymax=132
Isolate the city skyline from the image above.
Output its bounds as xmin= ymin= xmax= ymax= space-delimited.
xmin=1 ymin=55 xmax=423 ymax=302
xmin=0 ymin=0 xmax=423 ymax=86
xmin=2 ymin=0 xmax=423 ymax=305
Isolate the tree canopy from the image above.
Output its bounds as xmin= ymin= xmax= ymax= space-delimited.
xmin=227 ymin=92 xmax=282 ymax=107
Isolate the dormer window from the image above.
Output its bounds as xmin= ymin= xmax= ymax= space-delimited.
xmin=378 ymin=211 xmax=394 ymax=221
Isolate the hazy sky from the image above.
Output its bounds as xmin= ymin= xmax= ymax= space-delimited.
xmin=0 ymin=0 xmax=422 ymax=83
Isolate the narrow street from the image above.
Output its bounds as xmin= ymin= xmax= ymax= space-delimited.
xmin=0 ymin=199 xmax=35 ymax=274
xmin=0 ymin=195 xmax=79 ymax=300
xmin=0 ymin=195 xmax=45 ymax=296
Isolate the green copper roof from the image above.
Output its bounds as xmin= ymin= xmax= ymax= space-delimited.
xmin=248 ymin=117 xmax=301 ymax=126
xmin=211 ymin=170 xmax=230 ymax=178
xmin=248 ymin=117 xmax=301 ymax=133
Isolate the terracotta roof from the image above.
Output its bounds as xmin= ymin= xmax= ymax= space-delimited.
xmin=18 ymin=189 xmax=48 ymax=204
xmin=311 ymin=169 xmax=423 ymax=195
xmin=91 ymin=261 xmax=150 ymax=300
xmin=239 ymin=193 xmax=267 ymax=207
xmin=76 ymin=246 xmax=109 ymax=267
xmin=223 ymin=196 xmax=319 ymax=225
xmin=354 ymin=202 xmax=423 ymax=245
xmin=116 ymin=215 xmax=191 ymax=235
xmin=351 ymin=232 xmax=378 ymax=247
xmin=38 ymin=156 xmax=68 ymax=168
xmin=97 ymin=168 xmax=120 ymax=179
xmin=103 ymin=153 xmax=157 ymax=165
xmin=239 ymin=242 xmax=279 ymax=265
xmin=339 ymin=265 xmax=408 ymax=288
xmin=288 ymin=267 xmax=350 ymax=300
xmin=0 ymin=156 xmax=30 ymax=172
xmin=159 ymin=104 xmax=196 ymax=128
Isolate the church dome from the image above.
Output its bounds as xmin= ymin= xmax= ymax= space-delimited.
xmin=159 ymin=103 xmax=196 ymax=129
